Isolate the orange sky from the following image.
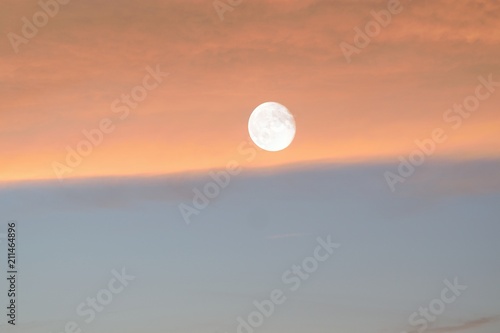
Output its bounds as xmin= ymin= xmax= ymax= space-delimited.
xmin=1 ymin=0 xmax=499 ymax=182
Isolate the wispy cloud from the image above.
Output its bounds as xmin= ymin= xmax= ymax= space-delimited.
xmin=428 ymin=315 xmax=500 ymax=333
xmin=405 ymin=315 xmax=500 ymax=333
xmin=267 ymin=232 xmax=309 ymax=240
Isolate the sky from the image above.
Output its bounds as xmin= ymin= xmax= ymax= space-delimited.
xmin=1 ymin=0 xmax=500 ymax=181
xmin=1 ymin=1 xmax=500 ymax=333
xmin=1 ymin=161 xmax=500 ymax=333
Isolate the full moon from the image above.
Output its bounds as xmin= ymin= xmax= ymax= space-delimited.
xmin=248 ymin=102 xmax=296 ymax=152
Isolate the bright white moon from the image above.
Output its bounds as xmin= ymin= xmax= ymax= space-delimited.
xmin=248 ymin=102 xmax=296 ymax=152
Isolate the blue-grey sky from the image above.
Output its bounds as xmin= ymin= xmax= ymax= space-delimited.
xmin=1 ymin=160 xmax=499 ymax=333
